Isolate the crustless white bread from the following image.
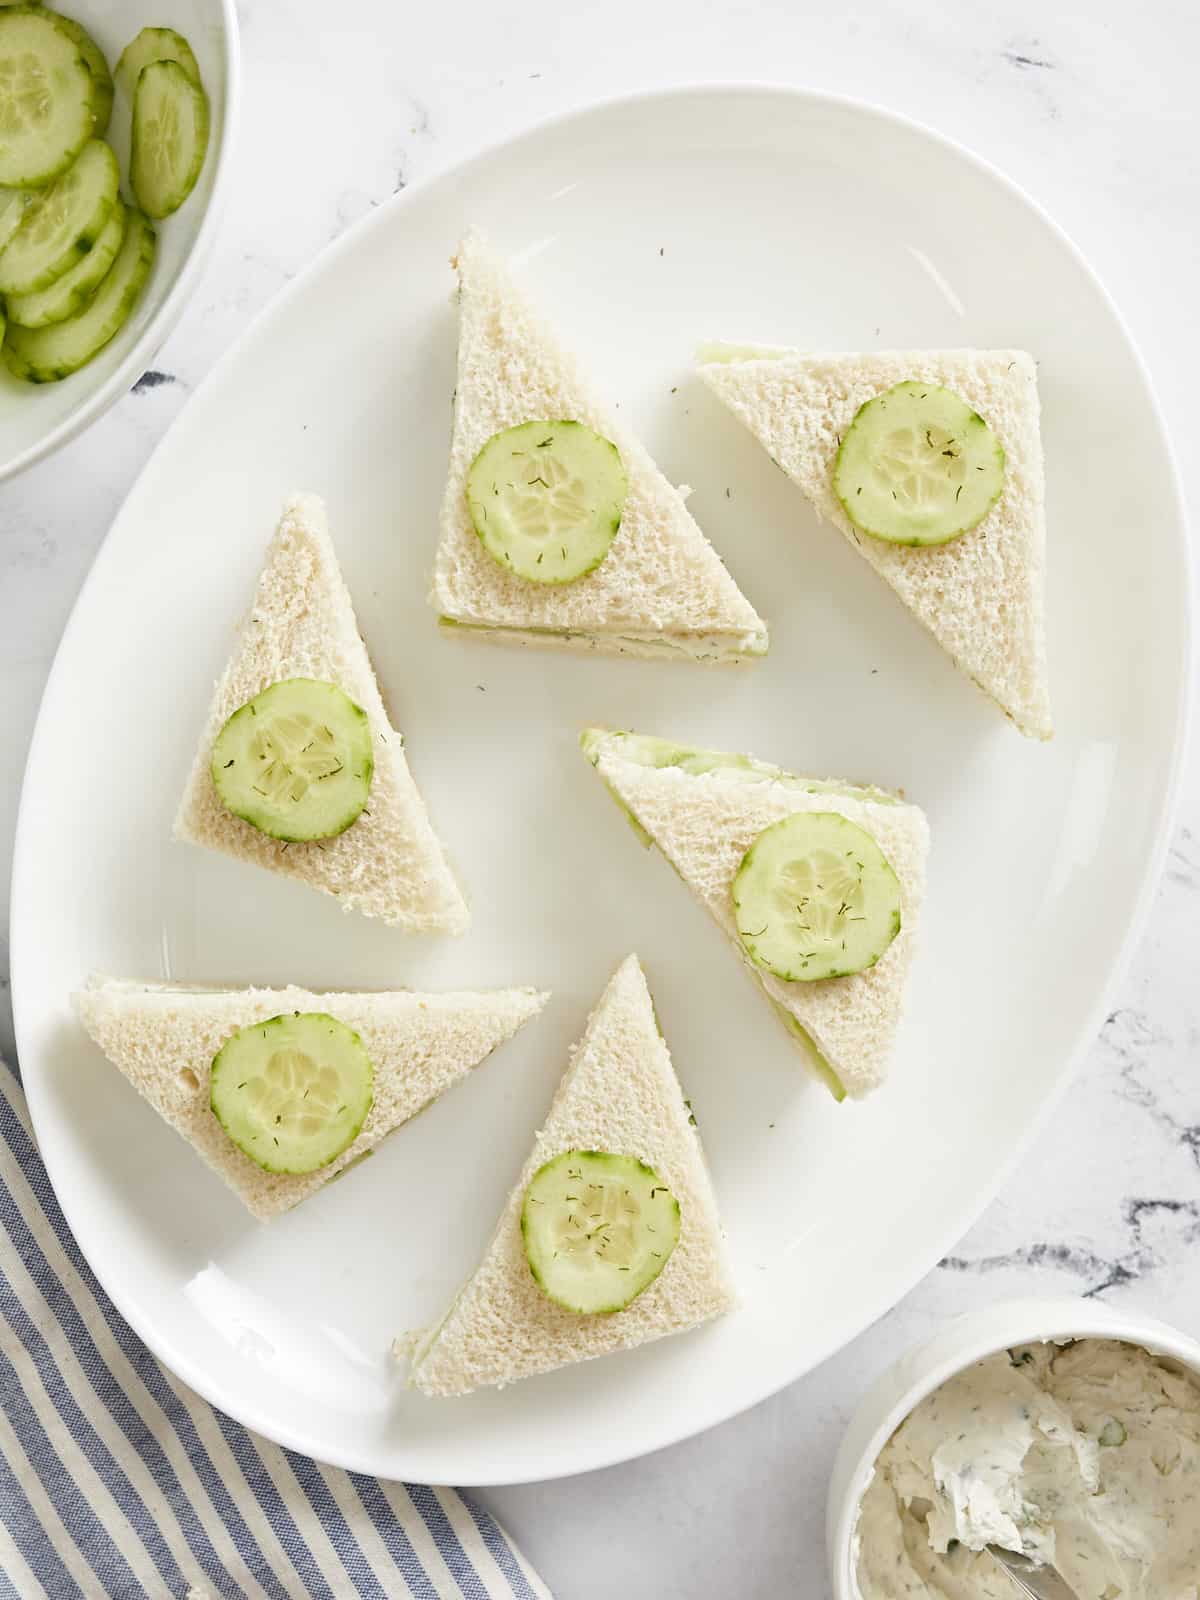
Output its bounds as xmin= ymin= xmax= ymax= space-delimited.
xmin=175 ymin=492 xmax=469 ymax=931
xmin=432 ymin=230 xmax=768 ymax=663
xmin=582 ymin=731 xmax=929 ymax=1100
xmin=697 ymin=345 xmax=1051 ymax=737
xmin=404 ymin=955 xmax=735 ymax=1395
xmin=75 ymin=977 xmax=547 ymax=1220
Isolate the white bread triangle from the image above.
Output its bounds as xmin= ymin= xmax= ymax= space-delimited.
xmin=175 ymin=493 xmax=468 ymax=932
xmin=582 ymin=731 xmax=929 ymax=1099
xmin=432 ymin=230 xmax=768 ymax=662
xmin=75 ymin=977 xmax=547 ymax=1220
xmin=405 ymin=955 xmax=735 ymax=1395
xmin=697 ymin=346 xmax=1051 ymax=737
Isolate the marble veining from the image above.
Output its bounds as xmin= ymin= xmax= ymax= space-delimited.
xmin=131 ymin=369 xmax=178 ymax=393
xmin=1 ymin=3 xmax=1197 ymax=1596
xmin=940 ymin=1195 xmax=1200 ymax=1299
xmin=1000 ymin=47 xmax=1056 ymax=71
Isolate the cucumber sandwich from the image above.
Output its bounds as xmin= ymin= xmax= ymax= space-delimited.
xmin=174 ymin=493 xmax=469 ymax=933
xmin=581 ymin=732 xmax=929 ymax=1100
xmin=431 ymin=230 xmax=768 ymax=663
xmin=697 ymin=347 xmax=1051 ymax=738
xmin=403 ymin=955 xmax=735 ymax=1395
xmin=75 ymin=977 xmax=547 ymax=1219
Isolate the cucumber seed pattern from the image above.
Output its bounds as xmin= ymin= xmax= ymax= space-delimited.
xmin=521 ymin=1150 xmax=680 ymax=1313
xmin=250 ymin=712 xmax=345 ymax=808
xmin=834 ymin=382 xmax=1005 ymax=545
xmin=211 ymin=678 xmax=374 ymax=842
xmin=467 ymin=419 xmax=627 ymax=582
xmin=210 ymin=1012 xmax=374 ymax=1175
xmin=733 ymin=811 xmax=902 ymax=982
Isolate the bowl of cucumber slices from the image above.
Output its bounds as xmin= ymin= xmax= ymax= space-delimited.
xmin=0 ymin=0 xmax=237 ymax=480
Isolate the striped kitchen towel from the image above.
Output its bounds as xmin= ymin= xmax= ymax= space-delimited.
xmin=0 ymin=1058 xmax=551 ymax=1600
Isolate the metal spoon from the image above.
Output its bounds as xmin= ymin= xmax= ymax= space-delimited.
xmin=987 ymin=1546 xmax=1080 ymax=1600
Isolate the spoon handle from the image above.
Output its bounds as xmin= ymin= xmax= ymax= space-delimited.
xmin=987 ymin=1546 xmax=1080 ymax=1600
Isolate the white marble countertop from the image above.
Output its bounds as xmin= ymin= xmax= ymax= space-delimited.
xmin=2 ymin=2 xmax=1198 ymax=1595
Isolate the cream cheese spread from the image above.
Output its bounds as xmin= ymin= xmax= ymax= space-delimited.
xmin=854 ymin=1339 xmax=1200 ymax=1599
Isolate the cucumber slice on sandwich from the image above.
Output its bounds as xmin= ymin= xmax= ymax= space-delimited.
xmin=211 ymin=677 xmax=374 ymax=844
xmin=733 ymin=810 xmax=901 ymax=982
xmin=581 ymin=729 xmax=903 ymax=807
xmin=210 ymin=1011 xmax=374 ymax=1175
xmin=0 ymin=10 xmax=95 ymax=187
xmin=6 ymin=197 xmax=125 ymax=327
xmin=131 ymin=57 xmax=209 ymax=219
xmin=834 ymin=381 xmax=1005 ymax=546
xmin=769 ymin=1001 xmax=847 ymax=1103
xmin=3 ymin=207 xmax=155 ymax=381
xmin=0 ymin=138 xmax=118 ymax=295
xmin=466 ymin=419 xmax=627 ymax=583
xmin=521 ymin=1149 xmax=680 ymax=1314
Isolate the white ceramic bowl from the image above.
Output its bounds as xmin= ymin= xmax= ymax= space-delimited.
xmin=827 ymin=1295 xmax=1200 ymax=1598
xmin=0 ymin=0 xmax=239 ymax=480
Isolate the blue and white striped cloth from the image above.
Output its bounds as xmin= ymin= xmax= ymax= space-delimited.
xmin=0 ymin=1058 xmax=551 ymax=1599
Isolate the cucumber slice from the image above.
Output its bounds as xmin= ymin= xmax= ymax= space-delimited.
xmin=210 ymin=1012 xmax=374 ymax=1175
xmin=0 ymin=185 xmax=30 ymax=250
xmin=6 ymin=194 xmax=124 ymax=326
xmin=521 ymin=1150 xmax=679 ymax=1314
xmin=0 ymin=138 xmax=117 ymax=293
xmin=732 ymin=810 xmax=901 ymax=982
xmin=3 ymin=206 xmax=154 ymax=381
xmin=581 ymin=729 xmax=903 ymax=808
xmin=115 ymin=25 xmax=201 ymax=97
xmin=466 ymin=419 xmax=627 ymax=583
xmin=0 ymin=11 xmax=95 ymax=186
xmin=210 ymin=677 xmax=374 ymax=843
xmin=769 ymin=1002 xmax=847 ymax=1102
xmin=7 ymin=7 xmax=117 ymax=135
xmin=44 ymin=10 xmax=114 ymax=135
xmin=833 ymin=381 xmax=1005 ymax=546
xmin=130 ymin=57 xmax=208 ymax=219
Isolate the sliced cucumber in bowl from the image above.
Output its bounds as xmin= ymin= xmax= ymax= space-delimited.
xmin=4 ymin=207 xmax=155 ymax=382
xmin=0 ymin=16 xmax=213 ymax=383
xmin=0 ymin=139 xmax=119 ymax=295
xmin=115 ymin=24 xmax=201 ymax=96
xmin=45 ymin=9 xmax=115 ymax=136
xmin=0 ymin=9 xmax=96 ymax=187
xmin=7 ymin=198 xmax=127 ymax=328
xmin=131 ymin=57 xmax=209 ymax=219
xmin=3 ymin=5 xmax=116 ymax=136
xmin=0 ymin=186 xmax=30 ymax=252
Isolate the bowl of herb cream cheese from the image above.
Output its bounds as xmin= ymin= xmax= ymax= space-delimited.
xmin=828 ymin=1296 xmax=1200 ymax=1600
